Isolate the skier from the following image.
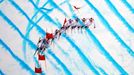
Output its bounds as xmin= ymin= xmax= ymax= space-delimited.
xmin=66 ymin=19 xmax=73 ymax=27
xmin=70 ymin=18 xmax=79 ymax=33
xmin=64 ymin=19 xmax=74 ymax=33
xmin=60 ymin=18 xmax=68 ymax=35
xmin=85 ymin=17 xmax=96 ymax=28
xmin=82 ymin=18 xmax=86 ymax=23
xmin=34 ymin=37 xmax=48 ymax=55
xmin=54 ymin=29 xmax=61 ymax=40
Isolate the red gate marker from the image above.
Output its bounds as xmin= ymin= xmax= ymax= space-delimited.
xmin=63 ymin=18 xmax=67 ymax=26
xmin=38 ymin=54 xmax=45 ymax=60
xmin=46 ymin=33 xmax=54 ymax=40
xmin=35 ymin=67 xmax=42 ymax=73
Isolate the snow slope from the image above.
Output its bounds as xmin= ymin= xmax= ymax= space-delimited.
xmin=0 ymin=0 xmax=134 ymax=75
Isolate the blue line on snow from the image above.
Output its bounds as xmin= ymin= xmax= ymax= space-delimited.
xmin=85 ymin=28 xmax=128 ymax=75
xmin=8 ymin=0 xmax=46 ymax=35
xmin=63 ymin=34 xmax=100 ymax=75
xmin=121 ymin=0 xmax=134 ymax=13
xmin=0 ymin=69 xmax=5 ymax=75
xmin=54 ymin=42 xmax=86 ymax=75
xmin=97 ymin=67 xmax=108 ymax=75
xmin=55 ymin=20 xmax=100 ymax=75
xmin=105 ymin=0 xmax=134 ymax=32
xmin=1 ymin=0 xmax=130 ymax=74
xmin=8 ymin=0 xmax=46 ymax=60
xmin=28 ymin=0 xmax=58 ymax=26
xmin=45 ymin=55 xmax=62 ymax=72
xmin=47 ymin=50 xmax=72 ymax=75
xmin=0 ymin=11 xmax=72 ymax=74
xmin=0 ymin=11 xmax=37 ymax=49
xmin=48 ymin=0 xmax=68 ymax=16
xmin=23 ymin=0 xmax=41 ymax=61
xmin=84 ymin=0 xmax=134 ymax=57
xmin=0 ymin=39 xmax=35 ymax=75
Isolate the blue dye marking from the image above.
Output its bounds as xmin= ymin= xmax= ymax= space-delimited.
xmin=85 ymin=0 xmax=134 ymax=57
xmin=0 ymin=11 xmax=37 ymax=49
xmin=0 ymin=69 xmax=5 ymax=75
xmin=47 ymin=50 xmax=72 ymax=75
xmin=121 ymin=0 xmax=134 ymax=13
xmin=45 ymin=55 xmax=62 ymax=72
xmin=48 ymin=0 xmax=68 ymax=16
xmin=0 ymin=0 xmax=3 ymax=3
xmin=97 ymin=67 xmax=108 ymax=75
xmin=105 ymin=0 xmax=134 ymax=32
xmin=0 ymin=11 xmax=71 ymax=74
xmin=63 ymin=35 xmax=100 ymax=75
xmin=29 ymin=0 xmax=58 ymax=26
xmin=86 ymin=28 xmax=128 ymax=75
xmin=0 ymin=39 xmax=35 ymax=75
